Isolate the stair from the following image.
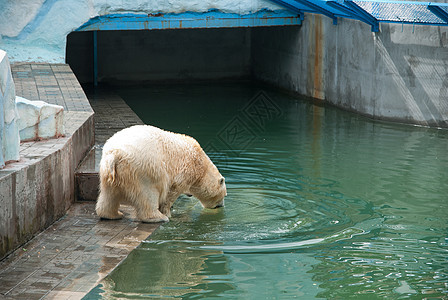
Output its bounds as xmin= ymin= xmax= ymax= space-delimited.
xmin=75 ymin=146 xmax=102 ymax=201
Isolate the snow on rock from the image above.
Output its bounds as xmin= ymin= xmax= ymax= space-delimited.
xmin=16 ymin=96 xmax=65 ymax=142
xmin=0 ymin=0 xmax=284 ymax=63
xmin=0 ymin=50 xmax=20 ymax=168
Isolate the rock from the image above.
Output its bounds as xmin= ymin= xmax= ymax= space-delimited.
xmin=16 ymin=96 xmax=65 ymax=142
xmin=0 ymin=50 xmax=20 ymax=168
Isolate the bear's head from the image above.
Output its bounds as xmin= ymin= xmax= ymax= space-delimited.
xmin=190 ymin=162 xmax=227 ymax=209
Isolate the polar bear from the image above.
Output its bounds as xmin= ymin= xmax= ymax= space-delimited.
xmin=95 ymin=125 xmax=227 ymax=223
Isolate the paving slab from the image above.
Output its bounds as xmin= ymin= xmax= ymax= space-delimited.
xmin=0 ymin=203 xmax=159 ymax=300
xmin=12 ymin=63 xmax=93 ymax=113
xmin=83 ymin=85 xmax=144 ymax=145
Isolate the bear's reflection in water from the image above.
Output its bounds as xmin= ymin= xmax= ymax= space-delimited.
xmin=101 ymin=243 xmax=231 ymax=298
xmin=100 ymin=197 xmax=231 ymax=298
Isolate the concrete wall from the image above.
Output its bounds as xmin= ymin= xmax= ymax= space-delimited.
xmin=252 ymin=15 xmax=448 ymax=127
xmin=0 ymin=113 xmax=93 ymax=259
xmin=67 ymin=28 xmax=252 ymax=83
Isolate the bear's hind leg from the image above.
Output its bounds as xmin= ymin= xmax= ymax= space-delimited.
xmin=133 ymin=185 xmax=169 ymax=223
xmin=96 ymin=183 xmax=124 ymax=220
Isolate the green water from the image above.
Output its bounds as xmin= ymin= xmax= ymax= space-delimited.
xmin=87 ymin=82 xmax=448 ymax=299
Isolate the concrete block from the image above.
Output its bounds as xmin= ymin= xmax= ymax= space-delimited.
xmin=16 ymin=96 xmax=65 ymax=142
xmin=76 ymin=173 xmax=99 ymax=201
xmin=75 ymin=147 xmax=100 ymax=201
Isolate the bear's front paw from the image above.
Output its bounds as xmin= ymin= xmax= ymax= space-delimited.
xmin=141 ymin=215 xmax=169 ymax=223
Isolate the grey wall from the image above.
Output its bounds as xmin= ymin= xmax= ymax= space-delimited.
xmin=66 ymin=31 xmax=95 ymax=83
xmin=252 ymin=15 xmax=448 ymax=127
xmin=68 ymin=17 xmax=448 ymax=127
xmin=67 ymin=28 xmax=252 ymax=83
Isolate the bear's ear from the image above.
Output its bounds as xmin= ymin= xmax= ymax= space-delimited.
xmin=219 ymin=177 xmax=225 ymax=185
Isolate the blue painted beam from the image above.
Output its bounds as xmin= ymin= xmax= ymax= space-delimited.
xmin=428 ymin=4 xmax=448 ymax=24
xmin=75 ymin=10 xmax=301 ymax=32
xmin=326 ymin=1 xmax=358 ymax=18
xmin=270 ymin=0 xmax=306 ymax=20
xmin=343 ymin=0 xmax=379 ymax=31
xmin=351 ymin=0 xmax=445 ymax=6
xmin=292 ymin=0 xmax=338 ymax=24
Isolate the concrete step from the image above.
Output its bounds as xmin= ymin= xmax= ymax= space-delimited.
xmin=75 ymin=146 xmax=101 ymax=201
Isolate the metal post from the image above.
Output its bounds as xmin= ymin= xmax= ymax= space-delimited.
xmin=93 ymin=31 xmax=98 ymax=86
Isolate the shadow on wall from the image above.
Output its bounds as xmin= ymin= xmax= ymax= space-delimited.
xmin=374 ymin=25 xmax=448 ymax=127
xmin=250 ymin=17 xmax=448 ymax=128
xmin=66 ymin=28 xmax=252 ymax=84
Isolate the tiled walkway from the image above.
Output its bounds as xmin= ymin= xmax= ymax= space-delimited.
xmin=13 ymin=63 xmax=92 ymax=112
xmin=0 ymin=204 xmax=159 ymax=300
xmin=83 ymin=85 xmax=144 ymax=145
xmin=0 ymin=65 xmax=155 ymax=299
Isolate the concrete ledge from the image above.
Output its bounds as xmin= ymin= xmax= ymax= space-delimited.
xmin=0 ymin=64 xmax=95 ymax=260
xmin=0 ymin=111 xmax=94 ymax=259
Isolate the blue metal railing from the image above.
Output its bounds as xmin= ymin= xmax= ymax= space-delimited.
xmin=270 ymin=0 xmax=448 ymax=32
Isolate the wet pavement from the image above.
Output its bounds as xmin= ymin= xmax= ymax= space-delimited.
xmin=0 ymin=203 xmax=159 ymax=300
xmin=0 ymin=65 xmax=154 ymax=299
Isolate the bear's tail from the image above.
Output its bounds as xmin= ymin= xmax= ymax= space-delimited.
xmin=100 ymin=151 xmax=120 ymax=185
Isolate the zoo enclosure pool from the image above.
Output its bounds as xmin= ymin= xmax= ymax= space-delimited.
xmin=85 ymin=81 xmax=447 ymax=299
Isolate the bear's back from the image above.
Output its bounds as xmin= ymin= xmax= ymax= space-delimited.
xmin=103 ymin=125 xmax=200 ymax=172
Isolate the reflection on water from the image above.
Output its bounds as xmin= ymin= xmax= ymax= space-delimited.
xmin=85 ymin=82 xmax=448 ymax=299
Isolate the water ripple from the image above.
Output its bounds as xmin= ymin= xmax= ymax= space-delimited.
xmin=89 ymin=82 xmax=448 ymax=299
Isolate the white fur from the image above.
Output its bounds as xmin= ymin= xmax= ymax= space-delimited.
xmin=96 ymin=125 xmax=227 ymax=223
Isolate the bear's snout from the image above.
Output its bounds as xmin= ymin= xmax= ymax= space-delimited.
xmin=213 ymin=200 xmax=224 ymax=209
xmin=202 ymin=198 xmax=225 ymax=209
xmin=212 ymin=199 xmax=224 ymax=209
